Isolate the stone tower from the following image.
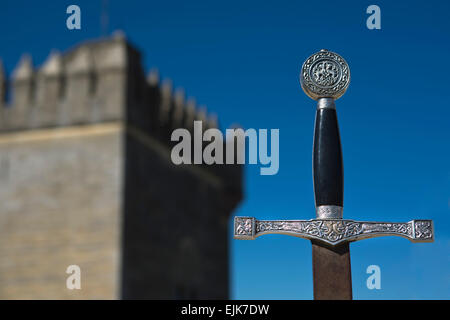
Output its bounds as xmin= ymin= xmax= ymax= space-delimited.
xmin=0 ymin=33 xmax=243 ymax=299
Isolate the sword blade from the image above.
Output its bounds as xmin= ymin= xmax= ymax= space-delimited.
xmin=312 ymin=240 xmax=352 ymax=300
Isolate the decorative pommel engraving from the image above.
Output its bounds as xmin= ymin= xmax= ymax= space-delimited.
xmin=300 ymin=49 xmax=350 ymax=101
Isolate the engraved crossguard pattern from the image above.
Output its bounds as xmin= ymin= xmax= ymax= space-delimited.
xmin=234 ymin=217 xmax=434 ymax=246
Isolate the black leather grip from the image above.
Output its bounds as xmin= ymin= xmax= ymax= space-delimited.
xmin=313 ymin=107 xmax=343 ymax=207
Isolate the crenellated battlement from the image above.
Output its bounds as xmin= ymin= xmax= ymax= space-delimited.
xmin=0 ymin=32 xmax=224 ymax=136
xmin=0 ymin=32 xmax=242 ymax=191
xmin=127 ymin=65 xmax=242 ymax=192
xmin=0 ymin=32 xmax=130 ymax=131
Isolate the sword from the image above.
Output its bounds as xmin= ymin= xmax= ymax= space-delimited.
xmin=233 ymin=49 xmax=434 ymax=300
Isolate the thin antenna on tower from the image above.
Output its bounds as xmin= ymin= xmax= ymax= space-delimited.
xmin=100 ymin=0 xmax=109 ymax=37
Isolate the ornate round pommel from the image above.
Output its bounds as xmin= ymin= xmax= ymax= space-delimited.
xmin=300 ymin=49 xmax=350 ymax=101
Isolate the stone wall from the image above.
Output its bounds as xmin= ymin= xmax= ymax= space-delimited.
xmin=121 ymin=125 xmax=241 ymax=299
xmin=0 ymin=124 xmax=122 ymax=299
xmin=0 ymin=34 xmax=243 ymax=299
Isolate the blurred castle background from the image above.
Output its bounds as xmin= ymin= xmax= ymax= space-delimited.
xmin=0 ymin=32 xmax=243 ymax=299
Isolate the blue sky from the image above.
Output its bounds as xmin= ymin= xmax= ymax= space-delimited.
xmin=1 ymin=0 xmax=449 ymax=299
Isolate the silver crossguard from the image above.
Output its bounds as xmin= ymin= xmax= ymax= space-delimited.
xmin=234 ymin=217 xmax=434 ymax=246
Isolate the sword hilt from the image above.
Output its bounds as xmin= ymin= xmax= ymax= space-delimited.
xmin=233 ymin=50 xmax=434 ymax=301
xmin=300 ymin=49 xmax=350 ymax=219
xmin=313 ymin=98 xmax=343 ymax=218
